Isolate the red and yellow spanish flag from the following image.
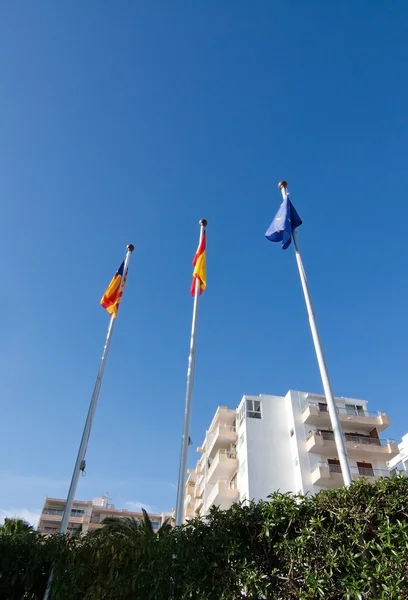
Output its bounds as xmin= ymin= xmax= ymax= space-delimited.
xmin=100 ymin=261 xmax=126 ymax=316
xmin=190 ymin=232 xmax=206 ymax=296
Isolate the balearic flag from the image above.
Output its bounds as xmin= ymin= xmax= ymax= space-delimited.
xmin=265 ymin=193 xmax=302 ymax=249
xmin=190 ymin=231 xmax=206 ymax=295
xmin=100 ymin=261 xmax=126 ymax=316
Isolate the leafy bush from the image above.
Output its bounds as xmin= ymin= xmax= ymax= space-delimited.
xmin=1 ymin=477 xmax=407 ymax=599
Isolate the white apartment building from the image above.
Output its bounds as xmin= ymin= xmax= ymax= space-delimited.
xmin=38 ymin=494 xmax=172 ymax=534
xmin=388 ymin=433 xmax=408 ymax=475
xmin=184 ymin=390 xmax=398 ymax=519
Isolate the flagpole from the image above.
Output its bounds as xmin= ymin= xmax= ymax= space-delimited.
xmin=43 ymin=244 xmax=134 ymax=600
xmin=175 ymin=219 xmax=207 ymax=526
xmin=278 ymin=180 xmax=352 ymax=487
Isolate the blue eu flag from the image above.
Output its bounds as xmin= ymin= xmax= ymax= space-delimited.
xmin=265 ymin=194 xmax=302 ymax=249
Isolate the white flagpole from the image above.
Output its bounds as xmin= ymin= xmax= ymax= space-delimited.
xmin=175 ymin=219 xmax=207 ymax=526
xmin=43 ymin=244 xmax=134 ymax=600
xmin=278 ymin=180 xmax=352 ymax=487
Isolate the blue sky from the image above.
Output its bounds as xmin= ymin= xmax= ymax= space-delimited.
xmin=1 ymin=1 xmax=408 ymax=525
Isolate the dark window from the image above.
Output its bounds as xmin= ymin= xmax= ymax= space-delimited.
xmin=246 ymin=398 xmax=262 ymax=419
xmin=328 ymin=459 xmax=341 ymax=473
xmin=345 ymin=404 xmax=364 ymax=416
xmin=357 ymin=462 xmax=374 ymax=477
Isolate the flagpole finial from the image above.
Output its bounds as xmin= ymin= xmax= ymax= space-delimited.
xmin=278 ymin=180 xmax=288 ymax=190
xmin=199 ymin=219 xmax=208 ymax=228
xmin=126 ymin=244 xmax=135 ymax=252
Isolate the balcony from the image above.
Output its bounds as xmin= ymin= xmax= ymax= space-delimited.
xmin=195 ymin=474 xmax=204 ymax=496
xmin=306 ymin=430 xmax=399 ymax=459
xmin=206 ymin=424 xmax=238 ymax=457
xmin=196 ymin=454 xmax=205 ymax=474
xmin=40 ymin=513 xmax=62 ymax=523
xmin=194 ymin=499 xmax=204 ymax=516
xmin=184 ymin=493 xmax=193 ymax=508
xmin=205 ymin=480 xmax=239 ymax=511
xmin=195 ymin=485 xmax=203 ymax=499
xmin=207 ymin=449 xmax=238 ymax=484
xmin=185 ymin=482 xmax=195 ymax=496
xmin=312 ymin=462 xmax=390 ymax=487
xmin=302 ymin=402 xmax=390 ymax=432
xmin=90 ymin=516 xmax=104 ymax=524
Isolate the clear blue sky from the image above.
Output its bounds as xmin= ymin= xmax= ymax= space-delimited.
xmin=1 ymin=1 xmax=407 ymax=524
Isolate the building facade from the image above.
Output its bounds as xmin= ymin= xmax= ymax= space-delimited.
xmin=37 ymin=494 xmax=172 ymax=534
xmin=184 ymin=390 xmax=398 ymax=520
xmin=388 ymin=433 xmax=408 ymax=475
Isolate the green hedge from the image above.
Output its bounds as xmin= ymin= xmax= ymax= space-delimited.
xmin=1 ymin=476 xmax=408 ymax=599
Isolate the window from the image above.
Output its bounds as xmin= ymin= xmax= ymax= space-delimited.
xmin=67 ymin=524 xmax=82 ymax=535
xmin=246 ymin=398 xmax=261 ymax=419
xmin=328 ymin=459 xmax=341 ymax=473
xmin=44 ymin=507 xmax=86 ymax=517
xmin=318 ymin=403 xmax=328 ymax=413
xmin=44 ymin=508 xmax=64 ymax=516
xmin=237 ymin=401 xmax=246 ymax=426
xmin=345 ymin=404 xmax=364 ymax=416
xmin=357 ymin=462 xmax=374 ymax=477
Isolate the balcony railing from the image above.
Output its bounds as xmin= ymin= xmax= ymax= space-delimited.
xmin=43 ymin=508 xmax=90 ymax=517
xmin=206 ymin=479 xmax=239 ymax=509
xmin=315 ymin=430 xmax=394 ymax=446
xmin=313 ymin=461 xmax=390 ymax=478
xmin=346 ymin=434 xmax=394 ymax=446
xmin=339 ymin=408 xmax=384 ymax=418
xmin=206 ymin=425 xmax=237 ymax=453
xmin=196 ymin=474 xmax=204 ymax=489
xmin=220 ymin=448 xmax=237 ymax=459
xmin=224 ymin=478 xmax=238 ymax=489
xmin=355 ymin=466 xmax=376 ymax=477
xmin=327 ymin=463 xmax=342 ymax=473
xmin=207 ymin=448 xmax=237 ymax=481
xmin=304 ymin=401 xmax=386 ymax=418
xmin=208 ymin=448 xmax=237 ymax=462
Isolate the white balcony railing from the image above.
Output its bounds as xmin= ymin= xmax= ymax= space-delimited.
xmin=304 ymin=402 xmax=386 ymax=419
xmin=308 ymin=430 xmax=395 ymax=447
xmin=219 ymin=448 xmax=237 ymax=459
xmin=206 ymin=425 xmax=237 ymax=454
xmin=206 ymin=479 xmax=238 ymax=509
xmin=207 ymin=449 xmax=237 ymax=482
xmin=312 ymin=461 xmax=390 ymax=478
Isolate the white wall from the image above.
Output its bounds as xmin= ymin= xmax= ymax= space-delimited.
xmin=285 ymin=390 xmax=315 ymax=494
xmin=236 ymin=405 xmax=249 ymax=502
xmin=244 ymin=394 xmax=296 ymax=501
xmin=388 ymin=432 xmax=408 ymax=472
